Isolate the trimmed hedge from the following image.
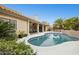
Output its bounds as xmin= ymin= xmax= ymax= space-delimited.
xmin=0 ymin=40 xmax=34 ymax=55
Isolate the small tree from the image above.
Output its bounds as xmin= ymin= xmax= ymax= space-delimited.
xmin=53 ymin=18 xmax=63 ymax=30
xmin=0 ymin=19 xmax=16 ymax=40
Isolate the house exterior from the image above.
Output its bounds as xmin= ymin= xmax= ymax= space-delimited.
xmin=0 ymin=5 xmax=49 ymax=35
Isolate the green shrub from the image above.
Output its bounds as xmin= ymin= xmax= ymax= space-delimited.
xmin=0 ymin=40 xmax=34 ymax=55
xmin=18 ymin=31 xmax=27 ymax=38
xmin=0 ymin=19 xmax=16 ymax=40
xmin=63 ymin=27 xmax=70 ymax=30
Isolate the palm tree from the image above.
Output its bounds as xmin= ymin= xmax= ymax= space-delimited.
xmin=54 ymin=18 xmax=63 ymax=30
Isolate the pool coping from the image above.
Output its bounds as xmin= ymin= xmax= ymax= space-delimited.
xmin=17 ymin=31 xmax=63 ymax=52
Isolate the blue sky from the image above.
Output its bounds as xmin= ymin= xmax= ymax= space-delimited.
xmin=4 ymin=4 xmax=79 ymax=24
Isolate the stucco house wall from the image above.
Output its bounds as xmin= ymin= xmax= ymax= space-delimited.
xmin=0 ymin=14 xmax=29 ymax=35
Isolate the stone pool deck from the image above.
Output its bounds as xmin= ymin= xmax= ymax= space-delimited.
xmin=36 ymin=41 xmax=79 ymax=55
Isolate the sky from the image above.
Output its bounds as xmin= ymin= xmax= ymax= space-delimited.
xmin=4 ymin=4 xmax=79 ymax=24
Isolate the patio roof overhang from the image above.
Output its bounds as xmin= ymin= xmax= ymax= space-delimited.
xmin=0 ymin=5 xmax=49 ymax=26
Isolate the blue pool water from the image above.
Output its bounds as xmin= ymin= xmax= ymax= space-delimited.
xmin=28 ymin=33 xmax=79 ymax=47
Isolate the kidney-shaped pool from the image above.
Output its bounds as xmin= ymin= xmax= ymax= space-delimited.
xmin=28 ymin=33 xmax=79 ymax=47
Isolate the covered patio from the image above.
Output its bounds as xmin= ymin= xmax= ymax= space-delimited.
xmin=27 ymin=20 xmax=49 ymax=35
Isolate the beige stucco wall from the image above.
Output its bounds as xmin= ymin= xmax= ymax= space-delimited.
xmin=16 ymin=19 xmax=28 ymax=35
xmin=0 ymin=14 xmax=28 ymax=35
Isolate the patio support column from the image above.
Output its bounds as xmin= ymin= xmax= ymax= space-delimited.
xmin=37 ymin=24 xmax=39 ymax=33
xmin=27 ymin=20 xmax=30 ymax=35
xmin=44 ymin=26 xmax=46 ymax=32
xmin=42 ymin=25 xmax=44 ymax=32
xmin=45 ymin=26 xmax=47 ymax=31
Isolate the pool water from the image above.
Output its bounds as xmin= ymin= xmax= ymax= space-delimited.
xmin=28 ymin=33 xmax=79 ymax=47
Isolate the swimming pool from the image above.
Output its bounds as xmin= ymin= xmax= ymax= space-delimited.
xmin=28 ymin=33 xmax=79 ymax=47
